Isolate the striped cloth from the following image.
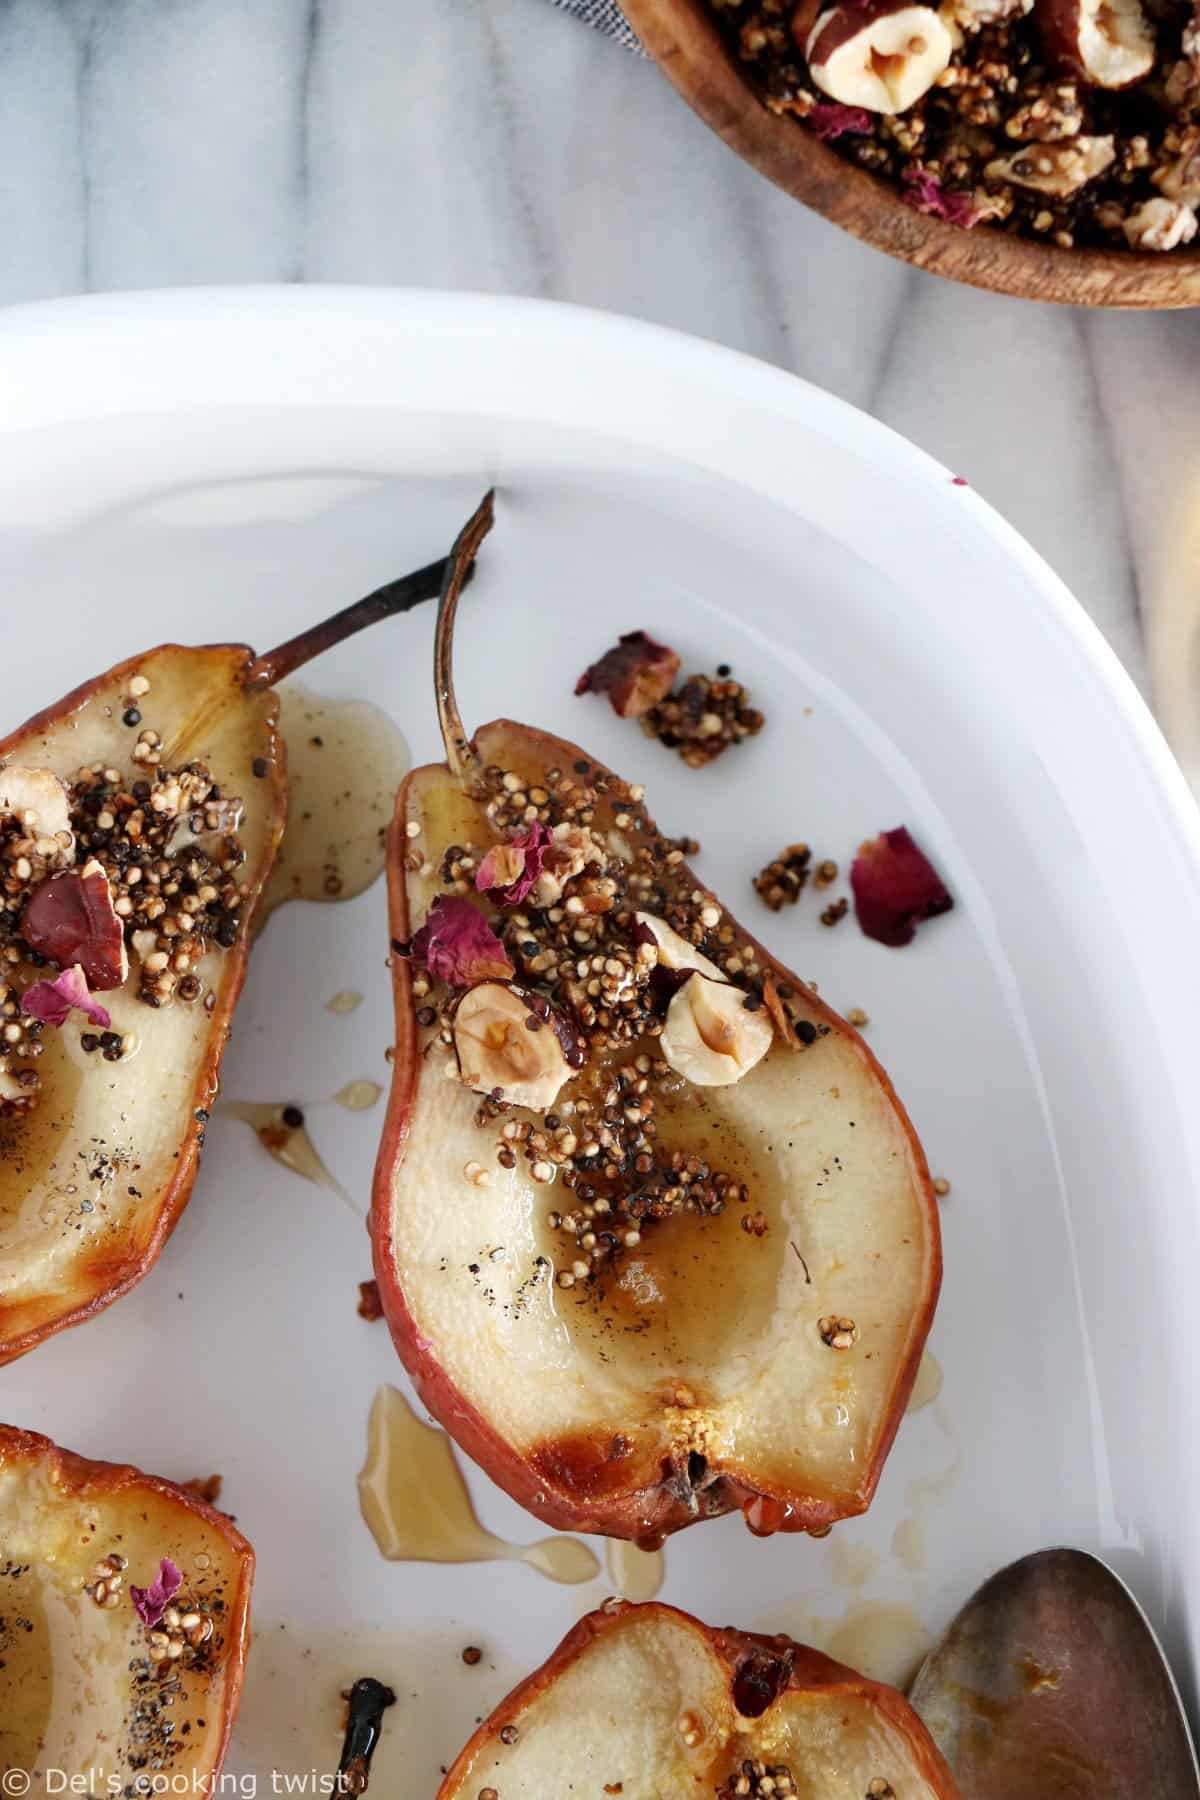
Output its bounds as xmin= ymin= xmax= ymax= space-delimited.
xmin=548 ymin=0 xmax=644 ymax=52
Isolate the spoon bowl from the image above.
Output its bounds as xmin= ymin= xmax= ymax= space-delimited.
xmin=909 ymin=1547 xmax=1199 ymax=1797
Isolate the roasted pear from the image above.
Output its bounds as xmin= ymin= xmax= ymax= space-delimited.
xmin=439 ymin=1601 xmax=960 ymax=1799
xmin=0 ymin=548 xmax=455 ymax=1362
xmin=0 ymin=1423 xmax=253 ymax=1788
xmin=371 ymin=495 xmax=941 ymax=1544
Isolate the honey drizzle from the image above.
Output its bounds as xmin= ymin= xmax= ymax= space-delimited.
xmin=261 ymin=685 xmax=409 ymax=922
xmin=604 ymin=1538 xmax=666 ymax=1602
xmin=357 ymin=1386 xmax=600 ymax=1585
xmin=907 ymin=1352 xmax=943 ymax=1414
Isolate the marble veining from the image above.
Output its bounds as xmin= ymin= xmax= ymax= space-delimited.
xmin=0 ymin=0 xmax=1196 ymax=755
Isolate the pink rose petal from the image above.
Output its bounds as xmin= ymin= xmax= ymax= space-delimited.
xmin=850 ymin=827 xmax=954 ymax=948
xmin=476 ymin=821 xmax=553 ymax=907
xmin=130 ymin=1556 xmax=183 ymax=1629
xmin=405 ymin=896 xmax=514 ymax=986
xmin=21 ymin=963 xmax=112 ymax=1028
xmin=808 ymin=103 xmax=873 ymax=142
xmin=902 ymin=171 xmax=981 ymax=229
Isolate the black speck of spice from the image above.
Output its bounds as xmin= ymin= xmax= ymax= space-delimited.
xmin=573 ymin=759 xmax=590 ymax=774
xmin=251 ymin=757 xmax=269 ymax=778
xmin=717 ymin=663 xmax=731 ymax=677
xmin=282 ymin=1104 xmax=305 ymax=1129
xmin=194 ymin=1108 xmax=210 ymax=1124
xmin=122 ymin=707 xmax=142 ymax=727
xmin=796 ymin=1020 xmax=818 ymax=1045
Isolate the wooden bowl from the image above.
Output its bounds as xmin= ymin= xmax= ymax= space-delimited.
xmin=621 ymin=0 xmax=1200 ymax=306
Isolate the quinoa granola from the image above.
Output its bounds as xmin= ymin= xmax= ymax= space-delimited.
xmin=398 ymin=757 xmax=833 ymax=1302
xmin=707 ymin=0 xmax=1200 ymax=250
xmin=0 ymin=674 xmax=250 ymax=1114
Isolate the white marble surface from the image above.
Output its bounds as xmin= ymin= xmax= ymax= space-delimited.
xmin=0 ymin=0 xmax=1195 ymax=772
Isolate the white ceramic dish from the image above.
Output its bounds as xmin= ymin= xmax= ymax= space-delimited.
xmin=3 ymin=288 xmax=1199 ymax=1788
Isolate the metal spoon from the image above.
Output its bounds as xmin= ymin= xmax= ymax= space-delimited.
xmin=909 ymin=1547 xmax=1199 ymax=1797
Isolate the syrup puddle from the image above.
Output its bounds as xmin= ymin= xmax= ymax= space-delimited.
xmin=605 ymin=1539 xmax=666 ymax=1602
xmin=906 ymin=1403 xmax=963 ymax=1513
xmin=819 ymin=1603 xmax=931 ymax=1689
xmin=221 ymin=1100 xmax=363 ymax=1217
xmin=326 ymin=989 xmax=365 ymax=1015
xmin=907 ymin=1352 xmax=943 ymax=1414
xmin=223 ymin=1101 xmax=339 ymax=1190
xmin=261 ymin=685 xmax=409 ymax=922
xmin=358 ymin=1386 xmax=600 ymax=1585
xmin=827 ymin=1536 xmax=878 ymax=1590
xmin=892 ymin=1516 xmax=925 ymax=1574
xmin=887 ymin=1401 xmax=961 ymax=1584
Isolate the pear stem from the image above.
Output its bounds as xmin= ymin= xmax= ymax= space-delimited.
xmin=243 ymin=557 xmax=451 ymax=690
xmin=336 ymin=1676 xmax=396 ymax=1794
xmin=434 ymin=489 xmax=495 ymax=792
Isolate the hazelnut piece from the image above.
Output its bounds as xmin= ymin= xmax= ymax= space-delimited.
xmin=633 ymin=912 xmax=724 ymax=980
xmin=984 ymin=135 xmax=1115 ymax=195
xmin=943 ymin=0 xmax=1031 ymax=29
xmin=660 ymin=974 xmax=773 ymax=1088
xmin=1035 ymin=0 xmax=1153 ymax=87
xmin=453 ymin=981 xmax=580 ymax=1111
xmin=1154 ymin=128 xmax=1200 ymax=205
xmin=0 ymin=766 xmax=72 ymax=845
xmin=803 ymin=0 xmax=953 ymax=113
xmin=1122 ymin=197 xmax=1199 ymax=250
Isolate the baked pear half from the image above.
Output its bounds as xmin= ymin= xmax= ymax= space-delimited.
xmin=371 ymin=495 xmax=941 ymax=1543
xmin=440 ymin=1601 xmax=960 ymax=1799
xmin=0 ymin=1424 xmax=253 ymax=1789
xmin=0 ymin=550 xmax=450 ymax=1361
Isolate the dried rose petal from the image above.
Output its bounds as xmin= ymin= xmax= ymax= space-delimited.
xmin=476 ymin=821 xmax=553 ymax=907
xmin=575 ymin=631 xmax=681 ymax=719
xmin=21 ymin=861 xmax=128 ymax=989
xmin=21 ymin=964 xmax=112 ymax=1029
xmin=850 ymin=827 xmax=953 ymax=948
xmin=406 ymin=896 xmax=514 ymax=987
xmin=130 ymin=1556 xmax=183 ymax=1629
xmin=807 ymin=102 xmax=873 ymax=141
xmin=902 ymin=171 xmax=981 ymax=228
